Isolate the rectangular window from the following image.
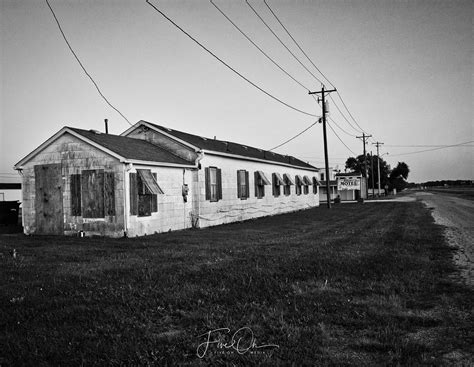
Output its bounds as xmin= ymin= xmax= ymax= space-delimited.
xmin=254 ymin=171 xmax=270 ymax=199
xmin=81 ymin=169 xmax=104 ymax=218
xmin=272 ymin=173 xmax=284 ymax=197
xmin=283 ymin=173 xmax=294 ymax=196
xmin=303 ymin=175 xmax=311 ymax=195
xmin=205 ymin=167 xmax=222 ymax=202
xmin=237 ymin=170 xmax=249 ymax=199
xmin=130 ymin=170 xmax=163 ymax=216
xmin=295 ymin=175 xmax=303 ymax=196
xmin=313 ymin=177 xmax=320 ymax=194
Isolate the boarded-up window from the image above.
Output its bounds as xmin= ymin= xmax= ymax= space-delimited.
xmin=81 ymin=170 xmax=104 ymax=218
xmin=130 ymin=170 xmax=162 ymax=216
xmin=205 ymin=167 xmax=222 ymax=202
xmin=237 ymin=170 xmax=249 ymax=199
xmin=71 ymin=174 xmax=81 ymax=216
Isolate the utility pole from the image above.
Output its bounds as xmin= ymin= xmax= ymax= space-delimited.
xmin=309 ymin=86 xmax=337 ymax=208
xmin=373 ymin=142 xmax=384 ymax=197
xmin=356 ymin=132 xmax=372 ymax=199
xmin=370 ymin=151 xmax=375 ymax=198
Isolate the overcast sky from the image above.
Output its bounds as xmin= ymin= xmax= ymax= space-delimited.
xmin=1 ymin=0 xmax=472 ymax=183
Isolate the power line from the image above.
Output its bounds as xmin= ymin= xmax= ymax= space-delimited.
xmin=328 ymin=116 xmax=357 ymax=137
xmin=390 ymin=141 xmax=474 ymax=156
xmin=328 ymin=94 xmax=363 ymax=134
xmin=210 ymin=0 xmax=310 ymax=92
xmin=146 ymin=0 xmax=317 ymax=118
xmin=386 ymin=144 xmax=474 ymax=148
xmin=263 ymin=0 xmax=369 ymax=136
xmin=45 ymin=0 xmax=132 ymax=126
xmin=327 ymin=121 xmax=357 ymax=156
xmin=334 ymin=91 xmax=367 ymax=134
xmin=263 ymin=0 xmax=334 ymax=89
xmin=245 ymin=0 xmax=325 ymax=86
xmin=268 ymin=120 xmax=319 ymax=151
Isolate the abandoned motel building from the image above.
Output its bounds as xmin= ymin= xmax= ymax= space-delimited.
xmin=14 ymin=120 xmax=365 ymax=237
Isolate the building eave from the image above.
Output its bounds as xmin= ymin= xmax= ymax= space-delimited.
xmin=201 ymin=149 xmax=319 ymax=171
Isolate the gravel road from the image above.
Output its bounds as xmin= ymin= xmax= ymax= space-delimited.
xmin=415 ymin=191 xmax=474 ymax=287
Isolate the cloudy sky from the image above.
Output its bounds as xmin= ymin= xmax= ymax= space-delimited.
xmin=1 ymin=0 xmax=472 ymax=183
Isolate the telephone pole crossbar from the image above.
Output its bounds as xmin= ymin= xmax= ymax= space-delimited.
xmin=356 ymin=133 xmax=372 ymax=199
xmin=309 ymin=86 xmax=337 ymax=208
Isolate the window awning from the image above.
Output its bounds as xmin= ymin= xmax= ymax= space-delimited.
xmin=283 ymin=173 xmax=295 ymax=185
xmin=303 ymin=175 xmax=312 ymax=185
xmin=295 ymin=175 xmax=304 ymax=185
xmin=273 ymin=173 xmax=285 ymax=185
xmin=313 ymin=176 xmax=321 ymax=186
xmin=137 ymin=169 xmax=164 ymax=194
xmin=256 ymin=171 xmax=271 ymax=185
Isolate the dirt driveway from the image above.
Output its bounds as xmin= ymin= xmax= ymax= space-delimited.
xmin=414 ymin=191 xmax=474 ymax=287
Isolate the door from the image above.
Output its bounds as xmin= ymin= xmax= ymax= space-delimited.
xmin=35 ymin=164 xmax=63 ymax=234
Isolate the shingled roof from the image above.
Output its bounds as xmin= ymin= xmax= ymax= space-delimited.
xmin=140 ymin=121 xmax=318 ymax=171
xmin=70 ymin=128 xmax=194 ymax=165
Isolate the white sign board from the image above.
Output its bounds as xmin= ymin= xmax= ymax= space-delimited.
xmin=337 ymin=177 xmax=361 ymax=191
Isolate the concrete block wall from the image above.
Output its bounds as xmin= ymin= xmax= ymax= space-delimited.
xmin=126 ymin=165 xmax=194 ymax=236
xmin=21 ymin=133 xmax=125 ymax=237
xmin=195 ymin=154 xmax=319 ymax=228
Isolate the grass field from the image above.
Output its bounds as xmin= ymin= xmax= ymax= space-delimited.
xmin=1 ymin=202 xmax=473 ymax=366
xmin=427 ymin=186 xmax=474 ymax=201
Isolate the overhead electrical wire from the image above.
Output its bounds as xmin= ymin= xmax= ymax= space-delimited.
xmin=328 ymin=116 xmax=357 ymax=137
xmin=45 ymin=0 xmax=132 ymax=126
xmin=268 ymin=120 xmax=319 ymax=151
xmin=263 ymin=0 xmax=334 ymax=89
xmin=262 ymin=0 xmax=369 ymax=136
xmin=389 ymin=141 xmax=474 ymax=157
xmin=245 ymin=0 xmax=325 ymax=86
xmin=386 ymin=143 xmax=474 ymax=148
xmin=145 ymin=0 xmax=317 ymax=118
xmin=327 ymin=122 xmax=357 ymax=156
xmin=210 ymin=0 xmax=310 ymax=92
xmin=328 ymin=94 xmax=363 ymax=134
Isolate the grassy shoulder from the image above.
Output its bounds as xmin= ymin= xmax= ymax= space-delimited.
xmin=1 ymin=202 xmax=472 ymax=365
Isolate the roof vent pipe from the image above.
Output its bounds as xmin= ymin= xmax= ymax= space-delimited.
xmin=104 ymin=119 xmax=109 ymax=134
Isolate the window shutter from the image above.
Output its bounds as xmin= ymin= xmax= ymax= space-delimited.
xmin=205 ymin=167 xmax=210 ymax=200
xmin=130 ymin=172 xmax=138 ymax=215
xmin=71 ymin=174 xmax=81 ymax=216
xmin=245 ymin=171 xmax=249 ymax=198
xmin=272 ymin=173 xmax=276 ymax=196
xmin=151 ymin=173 xmax=158 ymax=212
xmin=237 ymin=170 xmax=241 ymax=198
xmin=104 ymin=172 xmax=115 ymax=216
xmin=216 ymin=168 xmax=222 ymax=200
xmin=254 ymin=171 xmax=258 ymax=197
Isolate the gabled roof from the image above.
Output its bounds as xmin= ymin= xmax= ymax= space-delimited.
xmin=69 ymin=128 xmax=194 ymax=165
xmin=130 ymin=120 xmax=317 ymax=171
xmin=15 ymin=127 xmax=195 ymax=168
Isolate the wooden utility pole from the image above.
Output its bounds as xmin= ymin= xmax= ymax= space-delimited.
xmin=309 ymin=86 xmax=337 ymax=208
xmin=370 ymin=151 xmax=375 ymax=198
xmin=373 ymin=141 xmax=384 ymax=197
xmin=356 ymin=132 xmax=372 ymax=199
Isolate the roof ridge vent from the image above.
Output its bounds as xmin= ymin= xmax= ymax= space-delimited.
xmin=89 ymin=129 xmax=102 ymax=134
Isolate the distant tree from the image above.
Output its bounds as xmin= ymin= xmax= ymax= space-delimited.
xmin=345 ymin=154 xmax=391 ymax=188
xmin=389 ymin=162 xmax=410 ymax=191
